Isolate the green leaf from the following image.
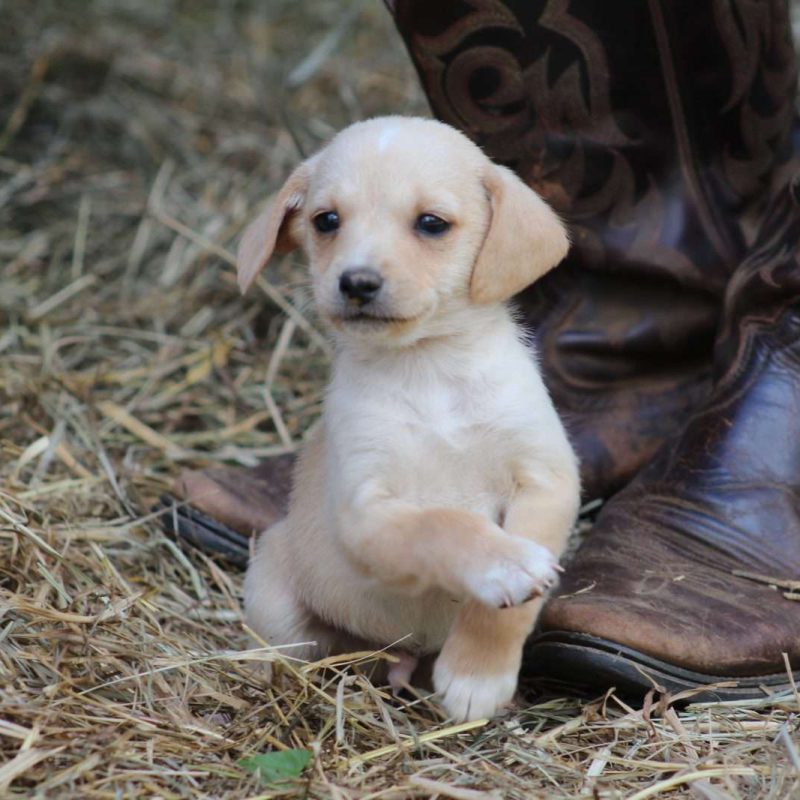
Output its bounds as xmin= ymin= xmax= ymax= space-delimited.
xmin=238 ymin=748 xmax=312 ymax=786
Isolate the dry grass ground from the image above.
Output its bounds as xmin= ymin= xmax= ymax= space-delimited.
xmin=1 ymin=2 xmax=799 ymax=797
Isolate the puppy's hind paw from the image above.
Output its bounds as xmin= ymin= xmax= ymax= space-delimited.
xmin=387 ymin=650 xmax=418 ymax=696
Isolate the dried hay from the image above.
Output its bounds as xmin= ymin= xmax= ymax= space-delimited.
xmin=1 ymin=1 xmax=799 ymax=797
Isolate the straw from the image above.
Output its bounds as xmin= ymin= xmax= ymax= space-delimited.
xmin=2 ymin=1 xmax=799 ymax=797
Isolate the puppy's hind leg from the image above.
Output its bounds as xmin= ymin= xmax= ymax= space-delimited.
xmin=244 ymin=521 xmax=339 ymax=667
xmin=245 ymin=522 xmax=415 ymax=688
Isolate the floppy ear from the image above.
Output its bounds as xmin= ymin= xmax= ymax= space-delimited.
xmin=470 ymin=163 xmax=570 ymax=304
xmin=236 ymin=160 xmax=314 ymax=294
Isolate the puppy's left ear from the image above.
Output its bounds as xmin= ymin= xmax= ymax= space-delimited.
xmin=236 ymin=158 xmax=316 ymax=294
xmin=470 ymin=164 xmax=569 ymax=304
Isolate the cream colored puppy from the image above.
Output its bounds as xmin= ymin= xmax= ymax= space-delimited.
xmin=239 ymin=116 xmax=579 ymax=722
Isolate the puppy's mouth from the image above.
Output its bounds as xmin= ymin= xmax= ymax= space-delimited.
xmin=332 ymin=311 xmax=416 ymax=327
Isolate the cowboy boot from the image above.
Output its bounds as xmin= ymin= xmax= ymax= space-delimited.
xmin=527 ymin=172 xmax=800 ymax=700
xmin=389 ymin=0 xmax=797 ymax=500
xmin=166 ymin=0 xmax=763 ymax=542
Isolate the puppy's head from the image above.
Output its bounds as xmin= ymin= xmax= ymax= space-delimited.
xmin=238 ymin=117 xmax=568 ymax=344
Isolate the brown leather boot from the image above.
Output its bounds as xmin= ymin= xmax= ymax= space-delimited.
xmin=390 ymin=0 xmax=798 ymax=499
xmin=390 ymin=0 xmax=800 ymax=698
xmin=528 ymin=175 xmax=800 ymax=700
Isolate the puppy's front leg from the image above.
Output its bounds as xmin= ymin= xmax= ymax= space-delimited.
xmin=434 ymin=465 xmax=580 ymax=721
xmin=434 ymin=600 xmax=540 ymax=720
xmin=338 ymin=496 xmax=559 ymax=607
xmin=502 ymin=461 xmax=581 ymax=558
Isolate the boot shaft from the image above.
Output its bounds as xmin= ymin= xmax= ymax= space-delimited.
xmin=392 ymin=0 xmax=799 ymax=289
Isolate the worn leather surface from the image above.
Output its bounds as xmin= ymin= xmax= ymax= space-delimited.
xmin=538 ymin=177 xmax=800 ymax=675
xmin=391 ymin=0 xmax=798 ymax=499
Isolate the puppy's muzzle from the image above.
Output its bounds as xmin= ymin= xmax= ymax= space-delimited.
xmin=339 ymin=267 xmax=383 ymax=307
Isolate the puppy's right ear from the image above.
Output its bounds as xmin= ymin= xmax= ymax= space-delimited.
xmin=236 ymin=159 xmax=315 ymax=294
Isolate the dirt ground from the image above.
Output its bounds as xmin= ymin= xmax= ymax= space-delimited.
xmin=1 ymin=2 xmax=798 ymax=798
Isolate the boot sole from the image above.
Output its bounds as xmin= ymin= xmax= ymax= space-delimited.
xmin=156 ymin=496 xmax=250 ymax=569
xmin=526 ymin=631 xmax=799 ymax=703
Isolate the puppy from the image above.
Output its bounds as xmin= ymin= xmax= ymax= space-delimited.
xmin=239 ymin=116 xmax=579 ymax=721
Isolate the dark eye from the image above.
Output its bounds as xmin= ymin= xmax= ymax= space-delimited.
xmin=415 ymin=214 xmax=451 ymax=236
xmin=313 ymin=211 xmax=340 ymax=233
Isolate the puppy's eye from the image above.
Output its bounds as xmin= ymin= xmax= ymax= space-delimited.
xmin=313 ymin=211 xmax=340 ymax=234
xmin=415 ymin=214 xmax=451 ymax=236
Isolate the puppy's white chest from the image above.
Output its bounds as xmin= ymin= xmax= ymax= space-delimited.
xmin=327 ymin=328 xmax=541 ymax=519
xmin=383 ymin=376 xmax=518 ymax=514
xmin=404 ymin=379 xmax=487 ymax=446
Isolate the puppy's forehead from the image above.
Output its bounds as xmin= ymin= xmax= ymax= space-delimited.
xmin=310 ymin=119 xmax=484 ymax=201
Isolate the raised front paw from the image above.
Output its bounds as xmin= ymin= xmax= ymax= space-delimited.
xmin=433 ymin=650 xmax=518 ymax=721
xmin=464 ymin=537 xmax=559 ymax=609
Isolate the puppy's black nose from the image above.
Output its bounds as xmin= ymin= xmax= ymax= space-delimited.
xmin=339 ymin=268 xmax=383 ymax=305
